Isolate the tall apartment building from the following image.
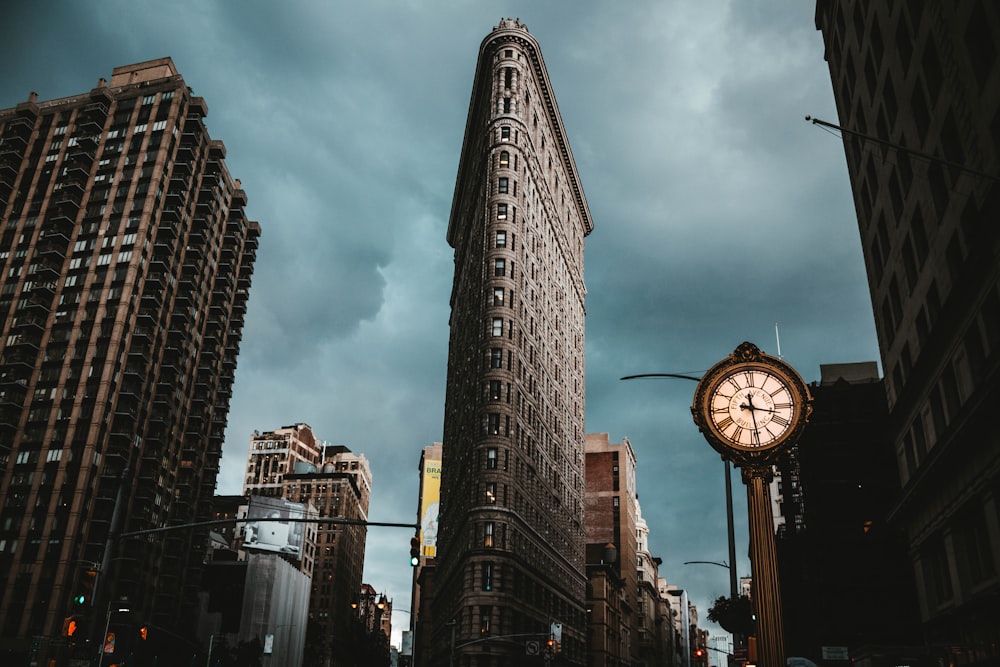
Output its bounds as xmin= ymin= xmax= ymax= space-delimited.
xmin=243 ymin=425 xmax=372 ymax=667
xmin=434 ymin=18 xmax=593 ymax=667
xmin=815 ymin=2 xmax=1000 ymax=658
xmin=0 ymin=58 xmax=259 ymax=664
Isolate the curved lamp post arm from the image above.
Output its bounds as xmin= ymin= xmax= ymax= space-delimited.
xmin=619 ymin=373 xmax=703 ymax=382
xmin=620 ymin=371 xmax=739 ymax=602
xmin=683 ymin=560 xmax=730 ymax=570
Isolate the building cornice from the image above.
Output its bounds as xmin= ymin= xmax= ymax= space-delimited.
xmin=447 ymin=20 xmax=593 ymax=246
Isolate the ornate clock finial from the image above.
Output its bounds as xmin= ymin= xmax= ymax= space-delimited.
xmin=732 ymin=341 xmax=763 ymax=363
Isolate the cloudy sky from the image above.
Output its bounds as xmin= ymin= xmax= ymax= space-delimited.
xmin=1 ymin=0 xmax=879 ymax=648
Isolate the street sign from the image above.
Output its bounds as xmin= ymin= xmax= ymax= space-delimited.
xmin=103 ymin=632 xmax=116 ymax=654
xmin=526 ymin=640 xmax=540 ymax=655
xmin=822 ymin=646 xmax=850 ymax=661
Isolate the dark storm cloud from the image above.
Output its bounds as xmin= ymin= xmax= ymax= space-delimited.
xmin=1 ymin=0 xmax=880 ymax=644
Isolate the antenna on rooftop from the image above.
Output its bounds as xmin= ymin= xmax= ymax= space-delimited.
xmin=775 ymin=322 xmax=783 ymax=359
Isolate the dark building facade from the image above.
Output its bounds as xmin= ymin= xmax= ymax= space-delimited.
xmin=0 ymin=58 xmax=260 ymax=665
xmin=775 ymin=363 xmax=923 ymax=663
xmin=434 ymin=18 xmax=593 ymax=667
xmin=815 ymin=3 xmax=1000 ymax=662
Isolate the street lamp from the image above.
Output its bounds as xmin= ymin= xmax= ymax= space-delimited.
xmin=620 ymin=373 xmax=739 ymax=603
xmin=683 ymin=560 xmax=730 ymax=570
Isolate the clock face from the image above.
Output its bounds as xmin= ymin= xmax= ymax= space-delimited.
xmin=707 ymin=366 xmax=797 ymax=451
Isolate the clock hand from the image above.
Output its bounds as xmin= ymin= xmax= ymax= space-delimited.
xmin=740 ymin=393 xmax=774 ymax=413
xmin=749 ymin=402 xmax=760 ymax=439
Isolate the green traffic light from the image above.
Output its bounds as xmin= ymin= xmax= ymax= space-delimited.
xmin=73 ymin=594 xmax=86 ymax=605
xmin=409 ymin=555 xmax=419 ymax=567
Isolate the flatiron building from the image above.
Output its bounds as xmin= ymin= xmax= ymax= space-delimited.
xmin=434 ymin=18 xmax=593 ymax=667
xmin=0 ymin=58 xmax=260 ymax=665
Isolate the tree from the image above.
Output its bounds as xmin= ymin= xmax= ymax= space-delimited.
xmin=707 ymin=595 xmax=755 ymax=636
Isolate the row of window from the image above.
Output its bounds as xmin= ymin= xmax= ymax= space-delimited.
xmin=898 ymin=284 xmax=999 ymax=481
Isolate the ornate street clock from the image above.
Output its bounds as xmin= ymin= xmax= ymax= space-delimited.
xmin=689 ymin=341 xmax=813 ymax=667
xmin=691 ymin=341 xmax=812 ymax=464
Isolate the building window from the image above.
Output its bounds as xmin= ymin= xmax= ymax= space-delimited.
xmin=486 ymin=482 xmax=497 ymax=504
xmin=489 ymin=380 xmax=502 ymax=400
xmin=923 ymin=539 xmax=954 ymax=607
xmin=499 ymin=151 xmax=509 ymax=168
xmin=501 ymin=126 xmax=511 ymax=141
xmin=490 ymin=348 xmax=502 ymax=368
xmin=497 ymin=203 xmax=507 ymax=219
xmin=498 ymin=177 xmax=509 ymax=194
xmin=480 ymin=606 xmax=492 ymax=635
xmin=488 ymin=413 xmax=500 ymax=434
xmin=491 ymin=318 xmax=503 ymax=336
xmin=484 ymin=522 xmax=495 ymax=547
xmin=486 ymin=448 xmax=498 ymax=469
xmin=495 ymin=230 xmax=507 ymax=247
xmin=482 ymin=563 xmax=494 ymax=590
xmin=494 ymin=259 xmax=506 ymax=277
xmin=493 ymin=287 xmax=504 ymax=306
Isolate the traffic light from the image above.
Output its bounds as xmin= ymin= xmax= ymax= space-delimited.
xmin=545 ymin=639 xmax=555 ymax=655
xmin=409 ymin=536 xmax=420 ymax=566
xmin=62 ymin=616 xmax=79 ymax=637
xmin=139 ymin=625 xmax=148 ymax=641
xmin=73 ymin=567 xmax=97 ymax=607
xmin=694 ymin=648 xmax=705 ymax=659
xmin=554 ymin=641 xmax=561 ymax=655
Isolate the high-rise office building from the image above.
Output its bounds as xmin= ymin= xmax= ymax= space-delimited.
xmin=815 ymin=2 xmax=1000 ymax=657
xmin=434 ymin=18 xmax=593 ymax=667
xmin=775 ymin=363 xmax=921 ymax=661
xmin=584 ymin=433 xmax=638 ymax=666
xmin=410 ymin=443 xmax=441 ymax=667
xmin=243 ymin=425 xmax=372 ymax=667
xmin=244 ymin=422 xmax=323 ymax=497
xmin=0 ymin=58 xmax=260 ymax=665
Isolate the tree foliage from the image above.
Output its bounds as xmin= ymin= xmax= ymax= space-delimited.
xmin=707 ymin=595 xmax=755 ymax=635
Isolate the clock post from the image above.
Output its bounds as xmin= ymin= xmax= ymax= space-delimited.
xmin=691 ymin=342 xmax=812 ymax=667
